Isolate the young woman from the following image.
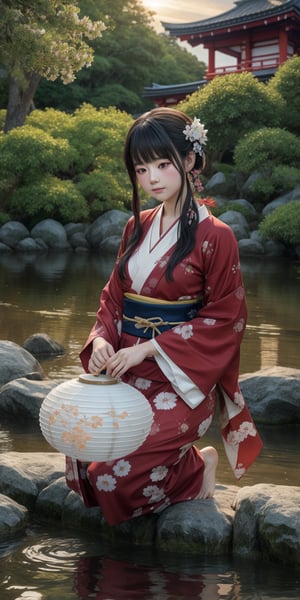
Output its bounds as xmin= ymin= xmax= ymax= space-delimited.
xmin=66 ymin=108 xmax=263 ymax=525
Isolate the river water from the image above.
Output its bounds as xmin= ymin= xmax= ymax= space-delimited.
xmin=0 ymin=251 xmax=299 ymax=599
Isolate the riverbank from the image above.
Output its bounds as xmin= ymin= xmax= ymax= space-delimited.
xmin=0 ymin=339 xmax=299 ymax=565
xmin=0 ymin=452 xmax=299 ymax=566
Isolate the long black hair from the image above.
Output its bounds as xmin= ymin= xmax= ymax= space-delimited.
xmin=118 ymin=107 xmax=205 ymax=281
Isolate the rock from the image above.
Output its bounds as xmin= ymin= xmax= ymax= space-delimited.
xmin=239 ymin=367 xmax=300 ymax=424
xmin=219 ymin=210 xmax=249 ymax=240
xmin=229 ymin=198 xmax=257 ymax=215
xmin=86 ymin=210 xmax=129 ymax=249
xmin=64 ymin=222 xmax=86 ymax=238
xmin=0 ymin=493 xmax=28 ymax=537
xmin=262 ymin=187 xmax=300 ymax=216
xmin=0 ymin=340 xmax=44 ymax=385
xmin=15 ymin=237 xmax=44 ymax=252
xmin=205 ymin=172 xmax=228 ymax=195
xmin=31 ymin=219 xmax=71 ymax=250
xmin=23 ymin=333 xmax=65 ymax=357
xmin=0 ymin=377 xmax=59 ymax=420
xmin=241 ymin=171 xmax=261 ymax=197
xmin=0 ymin=221 xmax=29 ymax=248
xmin=238 ymin=238 xmax=264 ymax=255
xmin=0 ymin=242 xmax=12 ymax=253
xmin=233 ymin=484 xmax=300 ymax=564
xmin=156 ymin=484 xmax=237 ymax=555
xmin=0 ymin=453 xmax=299 ymax=565
xmin=1 ymin=180 xmax=299 ymax=257
xmin=68 ymin=231 xmax=89 ymax=249
xmin=219 ymin=210 xmax=249 ymax=229
xmin=98 ymin=235 xmax=122 ymax=254
xmin=263 ymin=240 xmax=287 ymax=257
xmin=230 ymin=223 xmax=249 ymax=241
xmin=0 ymin=453 xmax=65 ymax=510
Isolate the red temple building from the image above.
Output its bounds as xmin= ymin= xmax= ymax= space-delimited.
xmin=144 ymin=0 xmax=300 ymax=107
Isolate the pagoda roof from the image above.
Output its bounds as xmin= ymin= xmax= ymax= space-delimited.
xmin=143 ymin=80 xmax=206 ymax=98
xmin=143 ymin=68 xmax=275 ymax=101
xmin=163 ymin=0 xmax=300 ymax=37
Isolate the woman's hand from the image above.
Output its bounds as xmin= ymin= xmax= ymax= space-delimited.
xmin=105 ymin=341 xmax=157 ymax=379
xmin=88 ymin=337 xmax=115 ymax=374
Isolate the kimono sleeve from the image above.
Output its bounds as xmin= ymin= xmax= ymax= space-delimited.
xmin=153 ymin=218 xmax=247 ymax=398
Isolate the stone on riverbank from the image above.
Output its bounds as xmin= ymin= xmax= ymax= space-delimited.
xmin=0 ymin=453 xmax=299 ymax=565
xmin=1 ymin=180 xmax=299 ymax=257
xmin=1 ymin=338 xmax=299 ymax=426
xmin=0 ymin=340 xmax=299 ymax=564
xmin=23 ymin=333 xmax=65 ymax=357
xmin=239 ymin=367 xmax=300 ymax=424
xmin=0 ymin=340 xmax=44 ymax=385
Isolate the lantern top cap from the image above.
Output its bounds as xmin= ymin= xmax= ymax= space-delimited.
xmin=78 ymin=373 xmax=119 ymax=385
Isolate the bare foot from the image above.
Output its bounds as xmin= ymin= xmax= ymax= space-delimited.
xmin=195 ymin=446 xmax=218 ymax=499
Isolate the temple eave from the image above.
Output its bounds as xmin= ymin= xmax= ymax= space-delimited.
xmin=162 ymin=7 xmax=300 ymax=39
xmin=165 ymin=11 xmax=299 ymax=44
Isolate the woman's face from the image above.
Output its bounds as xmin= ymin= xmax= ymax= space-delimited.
xmin=134 ymin=158 xmax=182 ymax=208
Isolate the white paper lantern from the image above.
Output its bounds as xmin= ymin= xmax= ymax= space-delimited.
xmin=39 ymin=373 xmax=153 ymax=461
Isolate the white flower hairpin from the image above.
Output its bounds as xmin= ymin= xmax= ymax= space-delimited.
xmin=183 ymin=117 xmax=208 ymax=156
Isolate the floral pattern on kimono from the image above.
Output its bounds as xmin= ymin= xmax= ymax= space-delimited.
xmin=66 ymin=203 xmax=263 ymax=525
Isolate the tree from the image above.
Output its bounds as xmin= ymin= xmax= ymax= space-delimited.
xmin=0 ymin=0 xmax=105 ymax=132
xmin=179 ymin=72 xmax=284 ymax=164
xmin=267 ymin=56 xmax=300 ymax=135
xmin=0 ymin=105 xmax=134 ymax=225
xmin=34 ymin=0 xmax=205 ymax=114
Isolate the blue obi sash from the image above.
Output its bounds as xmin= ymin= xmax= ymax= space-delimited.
xmin=122 ymin=292 xmax=202 ymax=339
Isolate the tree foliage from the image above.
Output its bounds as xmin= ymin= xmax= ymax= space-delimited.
xmin=178 ymin=72 xmax=283 ymax=164
xmin=0 ymin=105 xmax=133 ymax=225
xmin=267 ymin=56 xmax=300 ymax=135
xmin=234 ymin=127 xmax=300 ymax=174
xmin=34 ymin=0 xmax=205 ymax=114
xmin=259 ymin=200 xmax=300 ymax=247
xmin=0 ymin=0 xmax=105 ymax=131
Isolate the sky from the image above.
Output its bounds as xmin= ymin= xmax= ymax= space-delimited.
xmin=142 ymin=0 xmax=235 ymax=25
xmin=141 ymin=0 xmax=236 ymax=64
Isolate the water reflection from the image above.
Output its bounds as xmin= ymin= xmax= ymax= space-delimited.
xmin=0 ymin=253 xmax=300 ymax=599
xmin=0 ymin=253 xmax=299 ymax=381
xmin=1 ymin=527 xmax=300 ymax=600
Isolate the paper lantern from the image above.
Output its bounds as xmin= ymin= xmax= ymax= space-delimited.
xmin=39 ymin=373 xmax=153 ymax=461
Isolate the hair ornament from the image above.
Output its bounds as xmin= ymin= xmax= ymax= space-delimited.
xmin=190 ymin=169 xmax=204 ymax=194
xmin=183 ymin=117 xmax=208 ymax=156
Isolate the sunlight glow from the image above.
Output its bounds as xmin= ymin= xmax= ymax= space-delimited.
xmin=142 ymin=1 xmax=235 ymax=23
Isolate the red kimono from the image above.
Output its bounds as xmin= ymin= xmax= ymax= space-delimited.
xmin=66 ymin=204 xmax=263 ymax=525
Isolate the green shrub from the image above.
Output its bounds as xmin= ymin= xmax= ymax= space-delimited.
xmin=0 ymin=110 xmax=6 ymax=132
xmin=0 ymin=105 xmax=134 ymax=223
xmin=10 ymin=175 xmax=89 ymax=226
xmin=26 ymin=108 xmax=74 ymax=137
xmin=76 ymin=158 xmax=132 ymax=219
xmin=69 ymin=104 xmax=133 ymax=172
xmin=234 ymin=127 xmax=300 ymax=175
xmin=267 ymin=56 xmax=300 ymax=135
xmin=248 ymin=165 xmax=300 ymax=204
xmin=0 ymin=125 xmax=76 ymax=180
xmin=0 ymin=212 xmax=11 ymax=226
xmin=178 ymin=71 xmax=283 ymax=163
xmin=259 ymin=200 xmax=300 ymax=246
xmin=211 ymin=201 xmax=253 ymax=221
